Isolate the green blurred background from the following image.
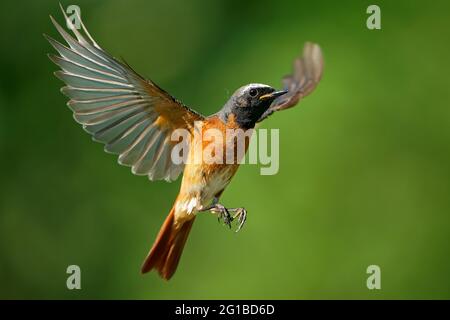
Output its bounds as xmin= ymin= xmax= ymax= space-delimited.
xmin=1 ymin=0 xmax=450 ymax=299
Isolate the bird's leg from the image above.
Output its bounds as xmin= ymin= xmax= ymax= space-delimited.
xmin=199 ymin=197 xmax=247 ymax=232
xmin=227 ymin=207 xmax=247 ymax=232
xmin=199 ymin=198 xmax=233 ymax=229
xmin=210 ymin=204 xmax=233 ymax=229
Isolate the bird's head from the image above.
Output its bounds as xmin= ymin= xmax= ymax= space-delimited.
xmin=219 ymin=84 xmax=287 ymax=129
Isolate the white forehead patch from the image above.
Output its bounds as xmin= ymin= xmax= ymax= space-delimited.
xmin=235 ymin=83 xmax=271 ymax=96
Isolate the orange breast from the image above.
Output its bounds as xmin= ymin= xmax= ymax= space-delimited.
xmin=176 ymin=114 xmax=253 ymax=215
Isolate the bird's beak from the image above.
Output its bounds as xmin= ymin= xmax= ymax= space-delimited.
xmin=259 ymin=90 xmax=288 ymax=101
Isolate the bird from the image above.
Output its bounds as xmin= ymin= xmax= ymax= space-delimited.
xmin=45 ymin=6 xmax=323 ymax=280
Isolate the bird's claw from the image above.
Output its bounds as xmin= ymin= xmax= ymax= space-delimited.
xmin=210 ymin=204 xmax=233 ymax=229
xmin=232 ymin=207 xmax=247 ymax=233
xmin=206 ymin=204 xmax=247 ymax=232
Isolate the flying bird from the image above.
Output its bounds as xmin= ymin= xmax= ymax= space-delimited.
xmin=45 ymin=6 xmax=323 ymax=280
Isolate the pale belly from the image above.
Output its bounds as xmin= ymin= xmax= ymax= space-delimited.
xmin=173 ymin=119 xmax=247 ymax=223
xmin=174 ymin=163 xmax=238 ymax=223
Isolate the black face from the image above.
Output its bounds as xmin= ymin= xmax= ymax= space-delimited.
xmin=222 ymin=84 xmax=287 ymax=129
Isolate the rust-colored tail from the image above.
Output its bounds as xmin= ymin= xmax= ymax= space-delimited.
xmin=141 ymin=206 xmax=195 ymax=280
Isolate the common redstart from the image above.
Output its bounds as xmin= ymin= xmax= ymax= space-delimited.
xmin=46 ymin=6 xmax=323 ymax=280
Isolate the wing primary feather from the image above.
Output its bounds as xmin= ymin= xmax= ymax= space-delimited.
xmin=95 ymin=112 xmax=150 ymax=144
xmin=54 ymin=71 xmax=134 ymax=89
xmin=56 ymin=7 xmax=128 ymax=75
xmin=69 ymin=94 xmax=139 ymax=104
xmin=147 ymin=135 xmax=170 ymax=179
xmin=47 ymin=7 xmax=206 ymax=182
xmin=257 ymin=42 xmax=323 ymax=122
xmin=48 ymin=54 xmax=127 ymax=83
xmin=71 ymin=98 xmax=145 ymax=115
xmin=103 ymin=116 xmax=153 ymax=151
xmin=74 ymin=103 xmax=147 ymax=125
xmin=132 ymin=130 xmax=165 ymax=175
xmin=62 ymin=86 xmax=135 ymax=94
xmin=71 ymin=4 xmax=101 ymax=49
xmin=49 ymin=15 xmax=109 ymax=68
xmin=45 ymin=34 xmax=123 ymax=77
xmin=119 ymin=124 xmax=156 ymax=159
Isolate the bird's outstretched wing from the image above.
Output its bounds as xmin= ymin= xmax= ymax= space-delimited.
xmin=45 ymin=7 xmax=204 ymax=182
xmin=258 ymin=42 xmax=323 ymax=122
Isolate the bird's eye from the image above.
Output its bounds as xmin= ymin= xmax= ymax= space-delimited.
xmin=249 ymin=88 xmax=258 ymax=97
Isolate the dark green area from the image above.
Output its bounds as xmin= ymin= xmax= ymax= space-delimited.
xmin=1 ymin=0 xmax=449 ymax=299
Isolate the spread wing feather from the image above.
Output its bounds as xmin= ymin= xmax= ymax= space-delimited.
xmin=258 ymin=42 xmax=323 ymax=122
xmin=46 ymin=6 xmax=203 ymax=182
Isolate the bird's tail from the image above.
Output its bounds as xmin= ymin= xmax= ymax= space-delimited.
xmin=141 ymin=204 xmax=195 ymax=280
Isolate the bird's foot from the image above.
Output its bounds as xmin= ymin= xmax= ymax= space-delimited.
xmin=200 ymin=203 xmax=247 ymax=232
xmin=209 ymin=204 xmax=233 ymax=229
xmin=229 ymin=207 xmax=247 ymax=232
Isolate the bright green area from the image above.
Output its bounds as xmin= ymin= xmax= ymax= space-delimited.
xmin=1 ymin=0 xmax=449 ymax=299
